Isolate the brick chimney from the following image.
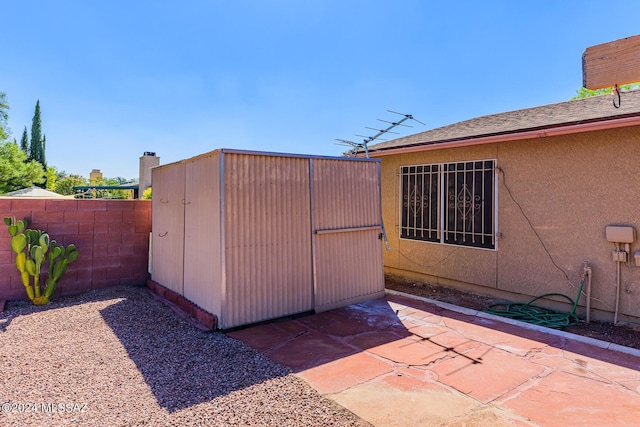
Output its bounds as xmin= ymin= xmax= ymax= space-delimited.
xmin=139 ymin=152 xmax=159 ymax=198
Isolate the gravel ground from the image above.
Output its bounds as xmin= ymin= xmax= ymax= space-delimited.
xmin=0 ymin=286 xmax=370 ymax=427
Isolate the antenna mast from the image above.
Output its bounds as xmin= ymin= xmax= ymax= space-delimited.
xmin=335 ymin=110 xmax=425 ymax=158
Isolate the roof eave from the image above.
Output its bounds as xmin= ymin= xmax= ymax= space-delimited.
xmin=367 ymin=114 xmax=640 ymax=158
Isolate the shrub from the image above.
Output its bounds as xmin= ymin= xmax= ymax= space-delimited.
xmin=142 ymin=187 xmax=152 ymax=200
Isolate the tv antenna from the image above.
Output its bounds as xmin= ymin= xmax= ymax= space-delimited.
xmin=335 ymin=110 xmax=425 ymax=158
xmin=335 ymin=111 xmax=425 ymax=252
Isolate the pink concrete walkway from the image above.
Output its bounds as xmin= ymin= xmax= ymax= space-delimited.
xmin=228 ymin=291 xmax=640 ymax=427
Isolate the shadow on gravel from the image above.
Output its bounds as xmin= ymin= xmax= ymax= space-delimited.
xmin=100 ymin=290 xmax=289 ymax=413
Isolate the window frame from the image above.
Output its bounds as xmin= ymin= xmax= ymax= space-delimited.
xmin=399 ymin=159 xmax=498 ymax=250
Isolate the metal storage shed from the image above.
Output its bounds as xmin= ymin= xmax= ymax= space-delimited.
xmin=150 ymin=149 xmax=385 ymax=329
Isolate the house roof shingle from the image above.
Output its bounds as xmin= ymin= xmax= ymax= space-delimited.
xmin=368 ymin=89 xmax=640 ymax=153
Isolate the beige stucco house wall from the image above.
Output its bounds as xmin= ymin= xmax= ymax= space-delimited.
xmin=372 ymin=91 xmax=640 ymax=323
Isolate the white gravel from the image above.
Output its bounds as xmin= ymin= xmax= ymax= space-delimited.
xmin=0 ymin=285 xmax=371 ymax=427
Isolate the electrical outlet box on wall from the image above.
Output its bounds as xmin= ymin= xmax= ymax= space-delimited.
xmin=605 ymin=225 xmax=635 ymax=243
xmin=613 ymin=250 xmax=628 ymax=262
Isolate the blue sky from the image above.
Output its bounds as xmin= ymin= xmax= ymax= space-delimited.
xmin=3 ymin=1 xmax=640 ymax=180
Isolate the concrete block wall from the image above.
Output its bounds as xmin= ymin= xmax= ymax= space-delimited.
xmin=0 ymin=199 xmax=151 ymax=301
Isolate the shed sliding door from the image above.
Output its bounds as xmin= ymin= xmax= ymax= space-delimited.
xmin=312 ymin=159 xmax=385 ymax=311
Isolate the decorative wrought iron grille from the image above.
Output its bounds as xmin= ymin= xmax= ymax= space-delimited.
xmin=443 ymin=161 xmax=495 ymax=249
xmin=400 ymin=165 xmax=439 ymax=242
xmin=400 ymin=160 xmax=495 ymax=249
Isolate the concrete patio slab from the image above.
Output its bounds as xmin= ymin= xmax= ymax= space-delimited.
xmin=297 ymin=352 xmax=393 ymax=394
xmin=263 ymin=330 xmax=356 ymax=372
xmin=501 ymin=371 xmax=640 ymax=427
xmin=329 ymin=373 xmax=524 ymax=427
xmin=366 ymin=335 xmax=452 ymax=366
xmin=427 ymin=344 xmax=546 ymax=403
xmin=228 ymin=291 xmax=640 ymax=426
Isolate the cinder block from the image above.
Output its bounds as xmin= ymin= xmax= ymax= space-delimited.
xmin=132 ymin=209 xmax=150 ymax=222
xmin=91 ymin=279 xmax=119 ymax=290
xmin=135 ymin=221 xmax=152 ymax=234
xmin=58 ymin=282 xmax=87 ymax=296
xmin=11 ymin=199 xmax=45 ymax=212
xmin=195 ymin=309 xmax=217 ymax=330
xmin=120 ymin=243 xmax=136 ymax=258
xmin=107 ymin=266 xmax=133 ymax=280
xmin=99 ymin=234 xmax=123 ymax=245
xmin=93 ymin=256 xmax=121 ymax=269
xmin=66 ymin=256 xmax=93 ymax=272
xmin=70 ymin=234 xmax=94 ymax=249
xmin=45 ymin=200 xmax=78 ymax=211
xmin=55 ymin=271 xmax=77 ymax=285
xmin=134 ymin=243 xmax=150 ymax=254
xmin=92 ymin=244 xmax=108 ymax=257
xmin=75 ymin=269 xmax=92 ymax=283
xmin=78 ymin=200 xmax=107 ymax=211
xmin=0 ymin=262 xmax=20 ymax=278
xmin=93 ymin=223 xmax=109 ymax=234
xmin=109 ymin=222 xmax=135 ymax=234
xmin=9 ymin=275 xmax=26 ymax=290
xmin=32 ymin=211 xmax=64 ymax=224
xmin=107 ymin=200 xmax=135 ymax=211
xmin=0 ymin=287 xmax=27 ymax=301
xmin=78 ymin=223 xmax=94 ymax=235
xmin=46 ymin=222 xmax=80 ymax=235
xmin=130 ymin=273 xmax=150 ymax=285
xmin=107 ymin=245 xmax=121 ymax=257
xmin=0 ymin=250 xmax=14 ymax=267
xmin=0 ymin=199 xmax=13 ymax=211
xmin=124 ymin=255 xmax=149 ymax=270
xmin=119 ymin=244 xmax=135 ymax=256
xmin=95 ymin=210 xmax=123 ymax=223
xmin=135 ymin=200 xmax=152 ymax=211
xmin=64 ymin=210 xmax=95 ymax=223
xmin=131 ymin=233 xmax=151 ymax=246
xmin=165 ymin=289 xmax=181 ymax=304
xmin=92 ymin=268 xmax=107 ymax=281
xmin=3 ymin=275 xmax=14 ymax=291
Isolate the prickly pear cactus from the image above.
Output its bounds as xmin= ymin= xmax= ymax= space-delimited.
xmin=4 ymin=216 xmax=79 ymax=305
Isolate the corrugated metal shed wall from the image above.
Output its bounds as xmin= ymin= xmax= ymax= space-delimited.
xmin=222 ymin=153 xmax=314 ymax=328
xmin=151 ymin=162 xmax=186 ymax=294
xmin=183 ymin=152 xmax=223 ymax=316
xmin=311 ymin=159 xmax=385 ymax=311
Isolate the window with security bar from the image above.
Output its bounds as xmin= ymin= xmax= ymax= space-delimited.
xmin=400 ymin=160 xmax=496 ymax=249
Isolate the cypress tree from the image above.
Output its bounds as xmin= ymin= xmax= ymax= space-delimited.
xmin=41 ymin=134 xmax=47 ymax=168
xmin=20 ymin=126 xmax=29 ymax=155
xmin=29 ymin=100 xmax=43 ymax=165
xmin=0 ymin=92 xmax=8 ymax=142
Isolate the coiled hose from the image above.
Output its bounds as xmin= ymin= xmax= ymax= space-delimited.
xmin=483 ymin=277 xmax=584 ymax=329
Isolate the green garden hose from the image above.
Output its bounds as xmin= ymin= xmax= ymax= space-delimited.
xmin=483 ymin=278 xmax=585 ymax=329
